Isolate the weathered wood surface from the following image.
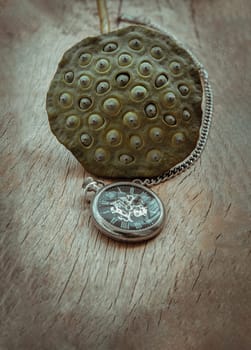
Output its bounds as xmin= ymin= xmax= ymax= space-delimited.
xmin=1 ymin=0 xmax=251 ymax=349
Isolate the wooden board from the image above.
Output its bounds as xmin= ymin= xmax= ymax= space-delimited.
xmin=1 ymin=0 xmax=251 ymax=349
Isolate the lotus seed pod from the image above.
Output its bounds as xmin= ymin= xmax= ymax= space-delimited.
xmin=79 ymin=97 xmax=92 ymax=110
xmin=118 ymin=53 xmax=132 ymax=66
xmin=172 ymin=132 xmax=186 ymax=145
xmin=149 ymin=127 xmax=164 ymax=143
xmin=164 ymin=114 xmax=176 ymax=126
xmin=116 ymin=73 xmax=130 ymax=87
xmin=151 ymin=46 xmax=163 ymax=59
xmin=163 ymin=92 xmax=176 ymax=107
xmin=147 ymin=149 xmax=162 ymax=163
xmin=80 ymin=133 xmax=92 ymax=147
xmin=88 ymin=114 xmax=104 ymax=129
xmin=95 ymin=147 xmax=108 ymax=162
xmin=59 ymin=92 xmax=72 ymax=108
xmin=183 ymin=109 xmax=191 ymax=121
xmin=79 ymin=75 xmax=91 ymax=88
xmin=129 ymin=38 xmax=142 ymax=50
xmin=103 ymin=42 xmax=118 ymax=52
xmin=178 ymin=84 xmax=190 ymax=96
xmin=123 ymin=112 xmax=140 ymax=128
xmin=64 ymin=71 xmax=74 ymax=83
xmin=155 ymin=74 xmax=168 ymax=88
xmin=96 ymin=58 xmax=110 ymax=72
xmin=130 ymin=135 xmax=143 ymax=149
xmin=170 ymin=61 xmax=181 ymax=74
xmin=131 ymin=85 xmax=147 ymax=101
xmin=79 ymin=53 xmax=92 ymax=66
xmin=106 ymin=129 xmax=122 ymax=146
xmin=145 ymin=103 xmax=157 ymax=118
xmin=96 ymin=81 xmax=110 ymax=94
xmin=103 ymin=97 xmax=121 ymax=115
xmin=139 ymin=61 xmax=152 ymax=76
xmin=66 ymin=115 xmax=80 ymax=129
xmin=46 ymin=25 xmax=203 ymax=178
xmin=119 ymin=154 xmax=134 ymax=164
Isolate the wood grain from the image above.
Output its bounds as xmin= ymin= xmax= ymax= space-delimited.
xmin=0 ymin=0 xmax=251 ymax=349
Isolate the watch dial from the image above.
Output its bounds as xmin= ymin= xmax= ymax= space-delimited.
xmin=93 ymin=183 xmax=164 ymax=239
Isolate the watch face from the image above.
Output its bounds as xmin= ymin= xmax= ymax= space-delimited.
xmin=91 ymin=182 xmax=165 ymax=242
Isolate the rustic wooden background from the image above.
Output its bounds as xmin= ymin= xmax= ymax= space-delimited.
xmin=1 ymin=0 xmax=251 ymax=349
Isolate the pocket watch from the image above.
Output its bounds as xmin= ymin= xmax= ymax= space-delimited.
xmin=82 ymin=179 xmax=165 ymax=242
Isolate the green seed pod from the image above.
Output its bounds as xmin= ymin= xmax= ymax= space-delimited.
xmin=46 ymin=25 xmax=203 ymax=178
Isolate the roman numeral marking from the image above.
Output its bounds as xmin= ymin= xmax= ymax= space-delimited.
xmin=102 ymin=209 xmax=111 ymax=215
xmin=135 ymin=222 xmax=142 ymax=229
xmin=100 ymin=200 xmax=111 ymax=206
xmin=141 ymin=192 xmax=150 ymax=201
xmin=111 ymin=217 xmax=118 ymax=225
xmin=120 ymin=221 xmax=129 ymax=230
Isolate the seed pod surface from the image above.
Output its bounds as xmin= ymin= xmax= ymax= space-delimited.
xmin=46 ymin=26 xmax=203 ymax=178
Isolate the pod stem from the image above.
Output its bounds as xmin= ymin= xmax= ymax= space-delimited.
xmin=97 ymin=0 xmax=110 ymax=33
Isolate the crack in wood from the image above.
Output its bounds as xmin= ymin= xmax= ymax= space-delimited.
xmin=208 ymin=247 xmax=217 ymax=269
xmin=114 ymin=251 xmax=127 ymax=304
xmin=57 ymin=251 xmax=80 ymax=304
xmin=224 ymin=202 xmax=232 ymax=217
xmin=196 ymin=291 xmax=202 ymax=303
xmin=192 ymin=265 xmax=203 ymax=290
xmin=129 ymin=244 xmax=147 ymax=304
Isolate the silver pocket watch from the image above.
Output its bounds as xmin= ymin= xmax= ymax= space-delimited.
xmin=83 ymin=179 xmax=165 ymax=242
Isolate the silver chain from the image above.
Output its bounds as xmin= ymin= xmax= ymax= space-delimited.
xmin=133 ymin=67 xmax=213 ymax=187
